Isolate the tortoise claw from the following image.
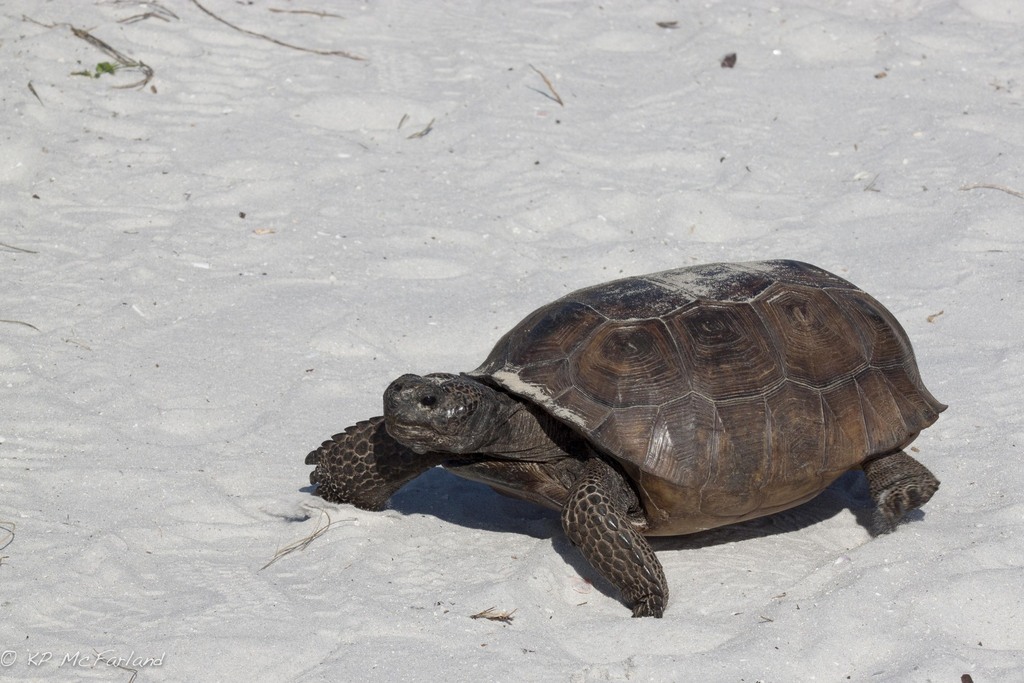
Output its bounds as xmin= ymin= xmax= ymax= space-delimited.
xmin=630 ymin=594 xmax=666 ymax=619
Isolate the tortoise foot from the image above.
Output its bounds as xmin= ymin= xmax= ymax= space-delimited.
xmin=863 ymin=450 xmax=940 ymax=535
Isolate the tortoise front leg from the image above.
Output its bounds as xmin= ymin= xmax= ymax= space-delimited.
xmin=562 ymin=458 xmax=668 ymax=618
xmin=306 ymin=416 xmax=445 ymax=511
xmin=862 ymin=450 xmax=940 ymax=535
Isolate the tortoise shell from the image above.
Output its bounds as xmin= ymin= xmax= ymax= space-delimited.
xmin=470 ymin=260 xmax=945 ymax=535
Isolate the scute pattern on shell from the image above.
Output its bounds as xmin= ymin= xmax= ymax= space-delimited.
xmin=472 ymin=260 xmax=945 ymax=535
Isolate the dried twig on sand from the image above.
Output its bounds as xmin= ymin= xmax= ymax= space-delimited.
xmin=0 ymin=320 xmax=40 ymax=332
xmin=269 ymin=8 xmax=345 ymax=20
xmin=189 ymin=0 xmax=365 ymax=60
xmin=0 ymin=241 xmax=38 ymax=254
xmin=528 ymin=64 xmax=564 ymax=106
xmin=70 ymin=26 xmax=154 ymax=89
xmin=407 ymin=118 xmax=435 ymax=139
xmin=117 ymin=0 xmax=180 ymax=24
xmin=959 ymin=183 xmax=1024 ymax=200
xmin=261 ymin=508 xmax=353 ymax=570
xmin=27 ymin=82 xmax=44 ymax=105
xmin=0 ymin=521 xmax=14 ymax=565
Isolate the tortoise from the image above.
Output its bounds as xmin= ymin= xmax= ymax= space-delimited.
xmin=304 ymin=260 xmax=944 ymax=618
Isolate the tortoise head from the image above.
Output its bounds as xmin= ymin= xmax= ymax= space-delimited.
xmin=383 ymin=373 xmax=505 ymax=455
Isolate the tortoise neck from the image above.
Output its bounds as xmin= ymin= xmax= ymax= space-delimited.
xmin=481 ymin=392 xmax=582 ymax=461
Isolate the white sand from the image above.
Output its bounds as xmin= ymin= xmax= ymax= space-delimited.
xmin=2 ymin=1 xmax=1021 ymax=680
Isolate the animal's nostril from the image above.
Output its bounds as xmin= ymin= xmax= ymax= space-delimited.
xmin=420 ymin=395 xmax=437 ymax=408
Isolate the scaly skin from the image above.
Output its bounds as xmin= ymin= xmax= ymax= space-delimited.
xmin=305 ymin=416 xmax=446 ymax=511
xmin=562 ymin=458 xmax=668 ymax=618
xmin=862 ymin=450 xmax=940 ymax=535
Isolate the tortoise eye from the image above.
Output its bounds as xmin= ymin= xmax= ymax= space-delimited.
xmin=420 ymin=395 xmax=438 ymax=407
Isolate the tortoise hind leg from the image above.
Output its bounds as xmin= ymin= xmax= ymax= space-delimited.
xmin=862 ymin=450 xmax=940 ymax=535
xmin=561 ymin=458 xmax=668 ymax=618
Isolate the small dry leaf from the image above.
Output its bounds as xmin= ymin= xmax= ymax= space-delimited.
xmin=656 ymin=21 xmax=679 ymax=29
xmin=926 ymin=310 xmax=944 ymax=323
xmin=470 ymin=607 xmax=516 ymax=624
xmin=875 ymin=71 xmax=888 ymax=79
xmin=721 ymin=53 xmax=737 ymax=68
